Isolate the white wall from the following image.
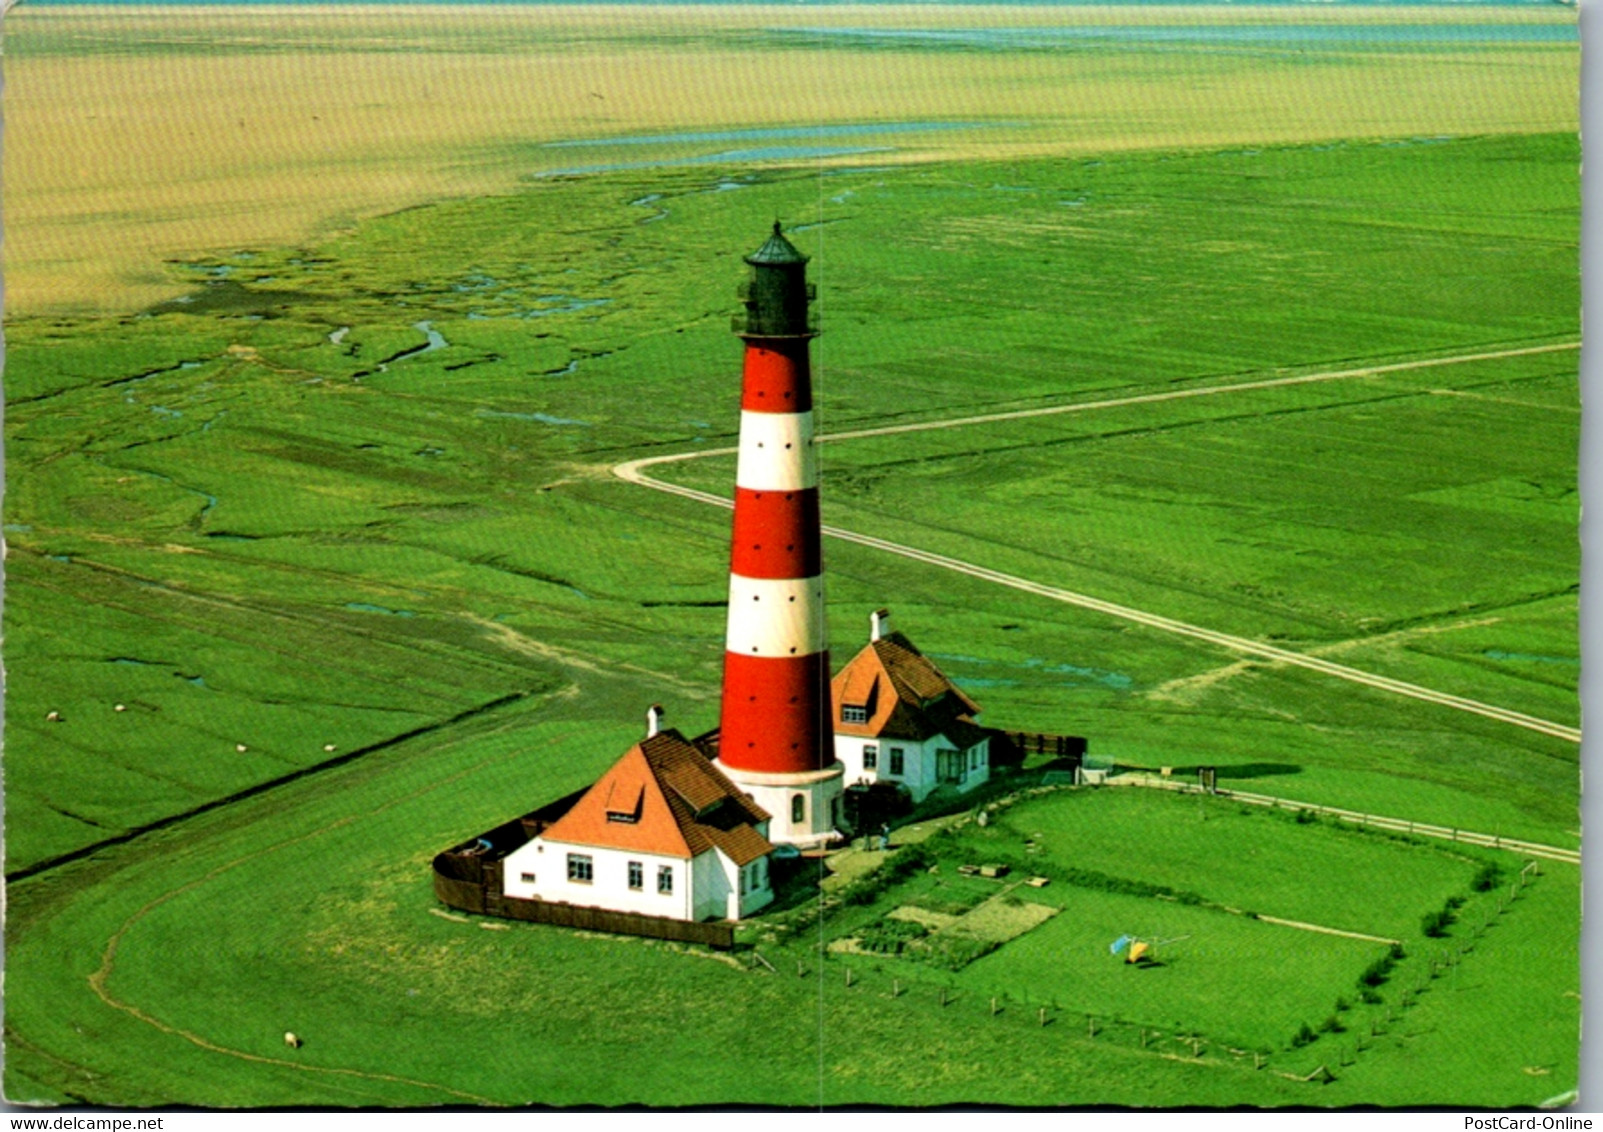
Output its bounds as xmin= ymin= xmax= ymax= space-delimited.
xmin=738 ymin=854 xmax=773 ymax=918
xmin=729 ymin=773 xmax=843 ymax=848
xmin=834 ymin=732 xmax=991 ymax=804
xmin=502 ymin=837 xmax=693 ymax=921
xmin=502 ymin=836 xmax=775 ymax=923
xmin=692 ymin=849 xmax=730 ymax=922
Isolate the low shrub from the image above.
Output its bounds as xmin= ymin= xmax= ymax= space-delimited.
xmin=855 ymin=917 xmax=929 ymax=955
xmin=924 ymin=935 xmax=1001 ymax=971
xmin=1359 ymin=950 xmax=1399 ymax=988
xmin=1472 ymin=862 xmax=1502 ymax=892
xmin=1290 ymin=1022 xmax=1319 ymax=1048
xmin=1422 ymin=900 xmax=1458 ymax=938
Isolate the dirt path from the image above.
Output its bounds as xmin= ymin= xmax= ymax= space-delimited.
xmin=1252 ymin=915 xmax=1399 ymax=945
xmin=614 ymin=341 xmax=1581 ymax=746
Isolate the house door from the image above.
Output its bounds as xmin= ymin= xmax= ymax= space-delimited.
xmin=937 ymin=748 xmax=964 ymax=784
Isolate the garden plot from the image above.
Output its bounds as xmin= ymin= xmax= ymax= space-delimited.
xmin=840 ymin=886 xmax=1061 ymax=969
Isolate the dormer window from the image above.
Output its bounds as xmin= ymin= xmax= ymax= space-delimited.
xmin=604 ymin=782 xmax=644 ymax=824
xmin=842 ymin=705 xmax=868 ymax=724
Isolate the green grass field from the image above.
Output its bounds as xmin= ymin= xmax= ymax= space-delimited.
xmin=3 ymin=5 xmax=1581 ymax=1109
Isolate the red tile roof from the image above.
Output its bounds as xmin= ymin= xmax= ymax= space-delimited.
xmin=539 ymin=731 xmax=774 ymax=866
xmin=831 ymin=630 xmax=984 ymax=744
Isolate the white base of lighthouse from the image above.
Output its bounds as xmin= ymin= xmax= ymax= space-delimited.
xmin=716 ymin=762 xmax=845 ymax=849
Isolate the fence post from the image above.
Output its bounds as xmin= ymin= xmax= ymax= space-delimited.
xmin=845 ymin=967 xmax=853 ymax=988
xmin=1039 ymin=1007 xmax=1048 ymax=1028
xmin=991 ymin=996 xmax=1000 ymax=1017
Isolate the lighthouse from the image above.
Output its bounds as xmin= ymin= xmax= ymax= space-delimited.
xmin=713 ymin=223 xmax=844 ymax=848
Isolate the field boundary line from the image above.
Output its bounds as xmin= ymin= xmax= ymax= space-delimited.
xmin=1109 ymin=773 xmax=1580 ymax=864
xmin=614 ymin=342 xmax=1581 ymax=746
xmin=6 ymin=690 xmax=536 ymax=885
xmin=820 ymin=340 xmax=1581 ymax=444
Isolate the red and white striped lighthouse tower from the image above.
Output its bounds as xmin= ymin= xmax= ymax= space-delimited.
xmin=714 ymin=223 xmax=844 ymax=847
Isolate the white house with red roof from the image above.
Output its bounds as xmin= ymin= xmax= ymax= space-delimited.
xmin=501 ymin=708 xmax=775 ymax=922
xmin=831 ymin=609 xmax=991 ymax=804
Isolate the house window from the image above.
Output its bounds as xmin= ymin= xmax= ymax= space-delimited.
xmin=658 ymin=866 xmax=674 ymax=895
xmin=739 ymin=866 xmax=748 ymax=895
xmin=842 ymin=705 xmax=868 ymax=723
xmin=567 ymin=854 xmax=593 ymax=883
xmin=520 ymin=872 xmax=536 ymax=884
xmin=862 ymin=744 xmax=878 ymax=770
xmin=627 ymin=861 xmax=643 ymax=890
xmin=791 ymin=794 xmax=806 ymax=824
xmin=889 ymin=748 xmax=905 ymax=776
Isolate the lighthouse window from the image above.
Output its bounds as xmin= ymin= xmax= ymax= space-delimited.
xmin=627 ymin=861 xmax=643 ymax=890
xmin=567 ymin=854 xmax=593 ymax=884
xmin=889 ymin=748 xmax=905 ymax=776
xmin=658 ymin=866 xmax=674 ymax=895
xmin=862 ymin=745 xmax=878 ymax=770
xmin=842 ymin=705 xmax=868 ymax=724
xmin=791 ymin=794 xmax=806 ymax=824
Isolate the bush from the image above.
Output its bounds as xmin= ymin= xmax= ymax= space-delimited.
xmin=924 ymin=935 xmax=1000 ymax=971
xmin=1472 ymin=862 xmax=1502 ymax=892
xmin=1359 ymin=987 xmax=1382 ymax=1005
xmin=1295 ymin=809 xmax=1318 ymax=825
xmin=856 ymin=917 xmax=929 ymax=955
xmin=1319 ymin=1014 xmax=1346 ymax=1034
xmin=1359 ymin=950 xmax=1400 ymax=988
xmin=1422 ymin=901 xmax=1457 ymax=938
xmin=1290 ymin=1022 xmax=1319 ymax=1048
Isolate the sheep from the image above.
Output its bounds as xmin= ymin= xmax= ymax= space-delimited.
xmin=45 ymin=711 xmax=61 ymax=723
xmin=283 ymin=1032 xmax=303 ymax=1050
xmin=236 ymin=744 xmax=248 ymax=753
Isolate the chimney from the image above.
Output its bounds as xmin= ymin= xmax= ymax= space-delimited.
xmin=871 ymin=608 xmax=890 ymax=642
xmin=646 ymin=704 xmax=664 ymax=738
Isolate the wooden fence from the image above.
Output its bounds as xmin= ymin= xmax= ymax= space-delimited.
xmin=1107 ymin=774 xmax=1579 ymax=865
xmin=432 ymin=851 xmax=735 ymax=949
xmin=989 ymin=729 xmax=1086 ymax=770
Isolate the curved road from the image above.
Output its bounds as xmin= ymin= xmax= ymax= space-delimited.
xmin=615 ymin=340 xmax=1582 ymax=745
